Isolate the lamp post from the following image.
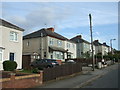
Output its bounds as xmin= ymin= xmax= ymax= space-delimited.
xmin=110 ymin=39 xmax=116 ymax=54
xmin=89 ymin=14 xmax=95 ymax=71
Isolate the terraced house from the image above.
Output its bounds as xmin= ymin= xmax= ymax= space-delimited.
xmin=0 ymin=19 xmax=24 ymax=70
xmin=23 ymin=28 xmax=76 ymax=62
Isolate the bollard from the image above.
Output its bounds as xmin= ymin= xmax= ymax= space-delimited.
xmin=10 ymin=73 xmax=16 ymax=88
xmin=39 ymin=71 xmax=43 ymax=84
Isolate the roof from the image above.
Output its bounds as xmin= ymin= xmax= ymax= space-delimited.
xmin=0 ymin=47 xmax=5 ymax=50
xmin=49 ymin=46 xmax=67 ymax=52
xmin=23 ymin=28 xmax=68 ymax=40
xmin=102 ymin=44 xmax=110 ymax=47
xmin=65 ymin=39 xmax=76 ymax=44
xmin=70 ymin=36 xmax=90 ymax=44
xmin=0 ymin=18 xmax=24 ymax=31
xmin=93 ymin=40 xmax=102 ymax=46
xmin=102 ymin=43 xmax=110 ymax=47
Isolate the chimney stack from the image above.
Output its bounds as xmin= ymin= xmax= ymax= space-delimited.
xmin=94 ymin=40 xmax=99 ymax=42
xmin=76 ymin=35 xmax=82 ymax=38
xmin=103 ymin=42 xmax=106 ymax=45
xmin=47 ymin=27 xmax=54 ymax=32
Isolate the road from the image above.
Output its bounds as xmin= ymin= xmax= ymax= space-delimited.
xmin=36 ymin=63 xmax=119 ymax=88
xmin=83 ymin=65 xmax=119 ymax=88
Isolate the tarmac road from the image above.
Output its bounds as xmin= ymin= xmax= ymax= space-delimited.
xmin=83 ymin=64 xmax=119 ymax=88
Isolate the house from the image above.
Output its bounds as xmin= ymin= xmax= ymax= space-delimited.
xmin=23 ymin=27 xmax=76 ymax=62
xmin=93 ymin=40 xmax=110 ymax=56
xmin=102 ymin=42 xmax=110 ymax=55
xmin=70 ymin=35 xmax=91 ymax=58
xmin=64 ymin=40 xmax=76 ymax=59
xmin=0 ymin=19 xmax=24 ymax=70
xmin=93 ymin=40 xmax=103 ymax=55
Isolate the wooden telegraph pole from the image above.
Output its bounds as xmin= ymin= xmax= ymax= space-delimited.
xmin=89 ymin=14 xmax=95 ymax=71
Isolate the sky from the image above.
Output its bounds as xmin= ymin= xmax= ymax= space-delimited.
xmin=0 ymin=1 xmax=119 ymax=50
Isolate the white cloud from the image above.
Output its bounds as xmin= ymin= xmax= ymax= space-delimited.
xmin=2 ymin=2 xmax=118 ymax=38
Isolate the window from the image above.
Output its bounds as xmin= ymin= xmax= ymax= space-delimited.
xmin=67 ymin=43 xmax=70 ymax=48
xmin=0 ymin=49 xmax=2 ymax=61
xmin=10 ymin=31 xmax=18 ymax=41
xmin=57 ymin=40 xmax=62 ymax=46
xmin=67 ymin=43 xmax=69 ymax=48
xmin=51 ymin=55 xmax=53 ymax=59
xmin=9 ymin=53 xmax=15 ymax=61
xmin=49 ymin=38 xmax=54 ymax=45
xmin=72 ymin=44 xmax=74 ymax=48
xmin=44 ymin=52 xmax=46 ymax=57
xmin=27 ymin=41 xmax=30 ymax=46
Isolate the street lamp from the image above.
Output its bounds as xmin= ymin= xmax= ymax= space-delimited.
xmin=89 ymin=14 xmax=95 ymax=71
xmin=110 ymin=39 xmax=116 ymax=54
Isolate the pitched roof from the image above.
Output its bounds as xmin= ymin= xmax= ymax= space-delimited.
xmin=70 ymin=36 xmax=90 ymax=44
xmin=93 ymin=40 xmax=102 ymax=46
xmin=0 ymin=18 xmax=24 ymax=31
xmin=23 ymin=28 xmax=68 ymax=40
xmin=102 ymin=43 xmax=110 ymax=47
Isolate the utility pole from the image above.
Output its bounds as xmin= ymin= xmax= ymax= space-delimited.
xmin=41 ymin=32 xmax=43 ymax=59
xmin=89 ymin=14 xmax=95 ymax=71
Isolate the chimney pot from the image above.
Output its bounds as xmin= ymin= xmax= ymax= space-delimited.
xmin=47 ymin=27 xmax=54 ymax=32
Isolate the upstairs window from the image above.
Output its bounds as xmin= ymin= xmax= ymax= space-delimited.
xmin=49 ymin=38 xmax=54 ymax=45
xmin=67 ymin=43 xmax=70 ymax=48
xmin=10 ymin=31 xmax=18 ymax=42
xmin=27 ymin=41 xmax=30 ymax=46
xmin=57 ymin=40 xmax=62 ymax=46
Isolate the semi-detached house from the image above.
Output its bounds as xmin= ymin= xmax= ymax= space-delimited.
xmin=93 ymin=40 xmax=110 ymax=56
xmin=0 ymin=19 xmax=24 ymax=70
xmin=23 ymin=28 xmax=76 ymax=62
xmin=70 ymin=35 xmax=91 ymax=58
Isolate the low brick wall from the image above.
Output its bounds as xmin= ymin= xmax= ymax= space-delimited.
xmin=1 ymin=71 xmax=43 ymax=88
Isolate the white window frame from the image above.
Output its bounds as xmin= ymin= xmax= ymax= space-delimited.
xmin=67 ymin=43 xmax=70 ymax=48
xmin=10 ymin=31 xmax=18 ymax=42
xmin=49 ymin=38 xmax=54 ymax=45
xmin=27 ymin=41 xmax=30 ymax=46
xmin=57 ymin=40 xmax=62 ymax=46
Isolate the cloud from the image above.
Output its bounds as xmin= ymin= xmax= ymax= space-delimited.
xmin=2 ymin=2 xmax=118 ymax=37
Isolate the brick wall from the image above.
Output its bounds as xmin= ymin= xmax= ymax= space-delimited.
xmin=1 ymin=71 xmax=43 ymax=88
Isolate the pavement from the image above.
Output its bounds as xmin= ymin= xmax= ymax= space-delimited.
xmin=36 ymin=63 xmax=119 ymax=88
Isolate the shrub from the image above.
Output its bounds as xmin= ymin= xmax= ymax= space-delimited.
xmin=32 ymin=68 xmax=39 ymax=73
xmin=3 ymin=60 xmax=17 ymax=71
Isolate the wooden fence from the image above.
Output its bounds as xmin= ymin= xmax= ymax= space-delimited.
xmin=66 ymin=58 xmax=102 ymax=66
xmin=43 ymin=63 xmax=82 ymax=82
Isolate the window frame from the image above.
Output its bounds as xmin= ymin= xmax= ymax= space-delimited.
xmin=10 ymin=31 xmax=18 ymax=42
xmin=49 ymin=38 xmax=54 ymax=45
xmin=57 ymin=40 xmax=62 ymax=46
xmin=9 ymin=52 xmax=15 ymax=61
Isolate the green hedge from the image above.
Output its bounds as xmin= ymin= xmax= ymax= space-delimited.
xmin=3 ymin=60 xmax=17 ymax=71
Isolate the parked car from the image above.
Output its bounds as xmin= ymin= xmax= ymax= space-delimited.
xmin=30 ymin=59 xmax=59 ymax=69
xmin=66 ymin=60 xmax=76 ymax=64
